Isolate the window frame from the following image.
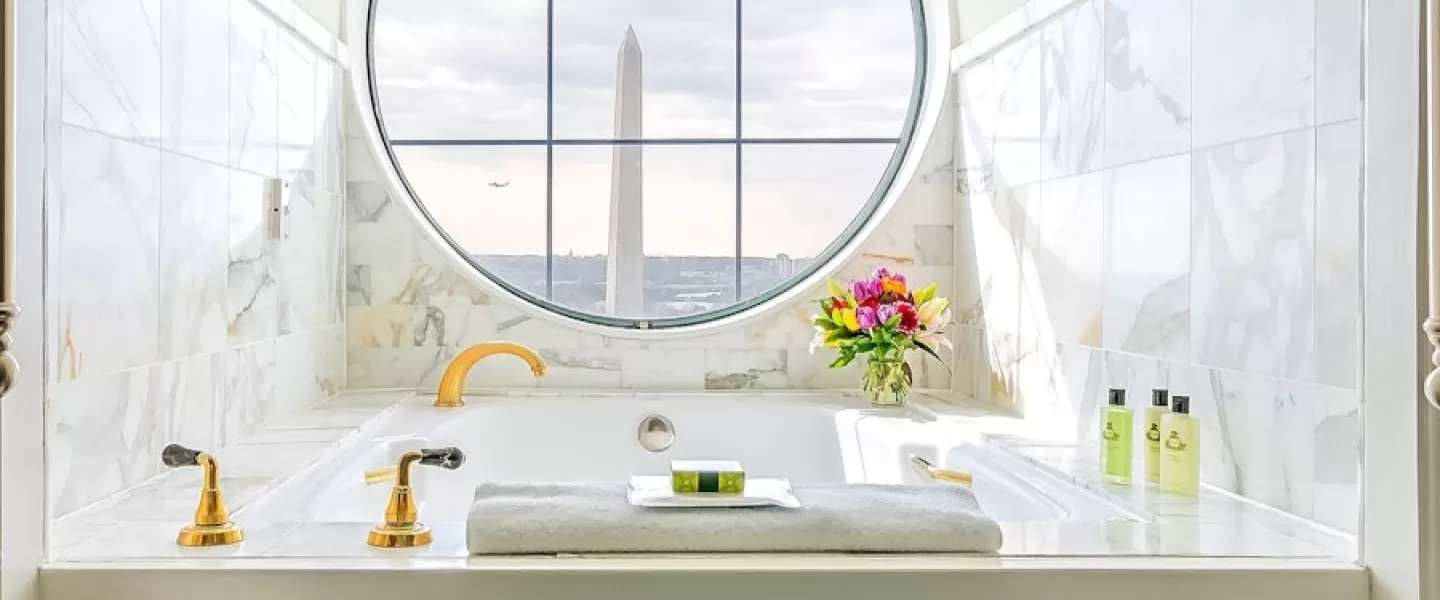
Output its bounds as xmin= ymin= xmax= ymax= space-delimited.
xmin=363 ymin=0 xmax=931 ymax=330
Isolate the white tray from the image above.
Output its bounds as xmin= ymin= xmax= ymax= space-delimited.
xmin=626 ymin=476 xmax=802 ymax=508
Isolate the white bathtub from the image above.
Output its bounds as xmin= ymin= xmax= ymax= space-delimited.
xmin=239 ymin=394 xmax=1137 ymax=525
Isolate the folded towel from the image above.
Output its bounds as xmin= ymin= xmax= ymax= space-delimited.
xmin=467 ymin=482 xmax=1002 ymax=554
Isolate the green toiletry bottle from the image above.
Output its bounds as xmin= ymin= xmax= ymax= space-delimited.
xmin=1144 ymin=389 xmax=1169 ymax=484
xmin=1100 ymin=388 xmax=1133 ymax=484
xmin=1160 ymin=395 xmax=1200 ymax=496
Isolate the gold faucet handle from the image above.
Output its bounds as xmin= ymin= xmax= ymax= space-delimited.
xmin=363 ymin=447 xmax=464 ymax=485
xmin=161 ymin=443 xmax=244 ymax=547
xmin=908 ymin=454 xmax=974 ymax=488
xmin=364 ymin=466 xmax=398 ymax=485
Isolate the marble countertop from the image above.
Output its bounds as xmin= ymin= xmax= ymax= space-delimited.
xmin=50 ymin=389 xmax=1355 ymax=563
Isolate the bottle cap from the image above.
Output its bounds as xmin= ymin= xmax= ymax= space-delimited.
xmin=1152 ymin=389 xmax=1169 ymax=407
xmin=1172 ymin=396 xmax=1190 ymax=414
xmin=1108 ymin=388 xmax=1126 ymax=406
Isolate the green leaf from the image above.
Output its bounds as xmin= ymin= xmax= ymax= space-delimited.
xmin=914 ymin=283 xmax=937 ymax=304
xmin=813 ymin=317 xmax=839 ymax=330
xmin=826 ymin=280 xmax=850 ymax=301
xmin=913 ymin=340 xmax=952 ymax=373
xmin=830 ymin=351 xmax=857 ymax=369
xmin=884 ymin=315 xmax=902 ymax=328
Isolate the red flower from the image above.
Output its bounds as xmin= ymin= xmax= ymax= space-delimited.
xmin=896 ymin=302 xmax=920 ymax=333
xmin=831 ymin=297 xmax=850 ymax=310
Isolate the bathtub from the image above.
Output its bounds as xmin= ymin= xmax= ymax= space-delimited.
xmin=239 ymin=394 xmax=1138 ymax=525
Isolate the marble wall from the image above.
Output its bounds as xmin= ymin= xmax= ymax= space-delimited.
xmin=343 ymin=97 xmax=957 ymax=392
xmin=954 ymin=0 xmax=1362 ymax=534
xmin=45 ymin=0 xmax=347 ymax=517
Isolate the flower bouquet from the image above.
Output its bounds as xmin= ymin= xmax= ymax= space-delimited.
xmin=809 ymin=268 xmax=952 ymax=407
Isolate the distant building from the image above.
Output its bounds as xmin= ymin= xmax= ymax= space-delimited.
xmin=771 ymin=253 xmax=796 ymax=278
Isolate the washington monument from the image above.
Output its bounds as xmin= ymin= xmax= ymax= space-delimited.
xmin=605 ymin=26 xmax=644 ymax=316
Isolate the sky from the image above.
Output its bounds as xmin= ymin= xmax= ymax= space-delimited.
xmin=371 ymin=0 xmax=917 ymax=258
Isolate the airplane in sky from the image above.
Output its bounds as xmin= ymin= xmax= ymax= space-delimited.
xmin=488 ymin=181 xmax=510 ymax=188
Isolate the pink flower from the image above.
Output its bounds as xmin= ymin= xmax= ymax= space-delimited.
xmin=876 ymin=303 xmax=898 ymax=326
xmin=851 ymin=277 xmax=882 ymax=303
xmin=856 ymin=306 xmax=880 ymax=330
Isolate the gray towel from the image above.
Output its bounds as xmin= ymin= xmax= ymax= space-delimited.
xmin=467 ymin=482 xmax=1002 ymax=554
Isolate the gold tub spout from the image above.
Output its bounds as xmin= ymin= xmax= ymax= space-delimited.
xmin=435 ymin=342 xmax=547 ymax=408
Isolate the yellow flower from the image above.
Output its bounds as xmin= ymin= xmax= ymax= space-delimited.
xmin=881 ymin=277 xmax=907 ymax=295
xmin=841 ymin=308 xmax=860 ymax=331
xmin=917 ymin=298 xmax=950 ymax=329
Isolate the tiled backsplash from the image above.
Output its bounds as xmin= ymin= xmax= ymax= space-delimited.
xmin=953 ymin=0 xmax=1362 ymax=534
xmin=44 ymin=0 xmax=346 ymax=517
xmin=342 ymin=95 xmax=959 ymax=392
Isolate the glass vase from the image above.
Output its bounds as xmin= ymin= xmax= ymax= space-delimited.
xmin=862 ymin=356 xmax=912 ymax=408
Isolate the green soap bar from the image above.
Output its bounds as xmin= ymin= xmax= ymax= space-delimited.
xmin=671 ymin=460 xmax=745 ymax=494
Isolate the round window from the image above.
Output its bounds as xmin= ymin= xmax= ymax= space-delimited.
xmin=367 ymin=0 xmax=926 ymax=328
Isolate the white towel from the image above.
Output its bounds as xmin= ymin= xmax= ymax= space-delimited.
xmin=467 ymin=482 xmax=1002 ymax=554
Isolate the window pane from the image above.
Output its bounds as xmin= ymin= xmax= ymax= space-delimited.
xmin=552 ymin=0 xmax=737 ymax=139
xmin=740 ymin=144 xmax=895 ymax=300
xmin=553 ymin=145 xmax=737 ymax=318
xmin=393 ymin=146 xmax=548 ymax=298
xmin=373 ymin=0 xmax=547 ymax=140
xmin=742 ymin=0 xmax=916 ymax=138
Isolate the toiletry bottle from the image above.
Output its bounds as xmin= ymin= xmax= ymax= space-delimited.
xmin=1160 ymin=395 xmax=1200 ymax=495
xmin=1100 ymin=388 xmax=1132 ymax=484
xmin=1144 ymin=389 xmax=1169 ymax=483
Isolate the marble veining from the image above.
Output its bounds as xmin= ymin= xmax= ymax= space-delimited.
xmin=47 ymin=0 xmax=349 ymax=521
xmin=229 ymin=0 xmax=280 ymax=176
xmin=1191 ymin=0 xmax=1315 ymax=148
xmin=159 ymin=152 xmax=229 ymax=360
xmin=1102 ymin=154 xmax=1189 ymax=361
xmin=1024 ymin=172 xmax=1104 ymax=348
xmin=1102 ymin=0 xmax=1191 ymax=167
xmin=1039 ymin=0 xmax=1105 ymax=179
xmin=955 ymin=36 xmax=1044 ymax=196
xmin=1191 ymin=129 xmax=1316 ymax=381
xmin=61 ymin=0 xmax=162 ymax=141
xmin=58 ymin=125 xmax=162 ymax=379
xmin=160 ymin=0 xmax=230 ymax=163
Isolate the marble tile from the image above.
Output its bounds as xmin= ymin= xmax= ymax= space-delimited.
xmin=348 ymin=347 xmax=454 ymax=389
xmin=61 ymin=0 xmax=162 ymax=141
xmin=229 ymin=0 xmax=279 ymax=176
xmin=347 ymin=265 xmax=373 ymax=306
xmin=262 ymin=522 xmax=468 ymax=559
xmin=955 ymin=34 xmax=1044 ymax=195
xmin=530 ymin=350 xmax=624 ymax=389
xmin=275 ymin=327 xmax=345 ymax=417
xmin=237 ymin=426 xmax=354 ymax=445
xmin=65 ymin=468 xmax=272 ymax=525
xmin=277 ymin=188 xmax=343 ymax=333
xmin=48 ymin=366 xmax=164 ymax=516
xmin=1039 ymin=0 xmax=1105 ymax=179
xmin=1102 ymin=155 xmax=1189 ymax=361
xmin=621 ymin=350 xmax=706 ymax=390
xmin=1316 ymin=0 xmax=1363 ymax=125
xmin=159 ymin=152 xmax=229 ymax=360
xmin=226 ymin=171 xmax=282 ymax=344
xmin=1103 ymin=0 xmax=1191 ymax=167
xmin=1189 ymin=367 xmax=1316 ymax=519
xmin=215 ymin=339 xmax=280 ymax=445
xmin=277 ymin=29 xmax=317 ymax=185
xmin=315 ymin=63 xmax=343 ymax=194
xmin=952 ymin=327 xmax=1010 ymax=405
xmin=1314 ymin=121 xmax=1361 ymax=390
xmin=57 ymin=125 xmax=161 ymax=380
xmin=1192 ymin=129 xmax=1316 ymax=381
xmin=1312 ymin=385 xmax=1360 ymax=534
xmin=160 ymin=0 xmax=229 ymax=163
xmin=211 ymin=440 xmax=336 ymax=479
xmin=704 ymin=350 xmax=789 ymax=390
xmin=1191 ymin=0 xmax=1315 ymax=148
xmin=914 ymin=224 xmax=956 ymax=266
xmin=740 ymin=305 xmax=819 ymax=351
xmin=61 ymin=522 xmax=298 ymax=560
xmin=1025 ymin=173 xmax=1104 ymax=347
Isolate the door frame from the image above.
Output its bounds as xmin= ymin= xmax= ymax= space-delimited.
xmin=1 ymin=0 xmax=47 ymax=598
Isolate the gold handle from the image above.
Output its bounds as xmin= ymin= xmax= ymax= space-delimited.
xmin=364 ymin=466 xmax=398 ymax=485
xmin=908 ymin=454 xmax=974 ymax=488
xmin=162 ymin=444 xmax=244 ymax=547
xmin=367 ymin=447 xmax=465 ymax=548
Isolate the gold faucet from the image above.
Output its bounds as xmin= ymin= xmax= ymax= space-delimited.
xmin=435 ymin=342 xmax=547 ymax=408
xmin=365 ymin=447 xmax=466 ymax=548
xmin=161 ymin=444 xmax=245 ymax=547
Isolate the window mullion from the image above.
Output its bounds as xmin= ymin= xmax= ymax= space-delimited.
xmin=733 ymin=0 xmax=743 ymax=303
xmin=544 ymin=0 xmax=556 ymax=301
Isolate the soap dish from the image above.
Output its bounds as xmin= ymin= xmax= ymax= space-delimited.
xmin=627 ymin=476 xmax=802 ymax=509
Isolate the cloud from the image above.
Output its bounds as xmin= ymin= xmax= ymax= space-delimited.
xmin=372 ymin=0 xmax=918 ymax=260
